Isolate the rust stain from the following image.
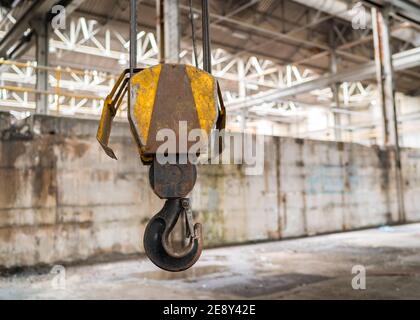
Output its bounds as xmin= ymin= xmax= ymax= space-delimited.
xmin=296 ymin=160 xmax=304 ymax=167
xmin=32 ymin=137 xmax=58 ymax=208
xmin=375 ymin=146 xmax=393 ymax=224
xmin=376 ymin=147 xmax=391 ymax=191
xmin=275 ymin=138 xmax=283 ymax=238
xmin=0 ymin=140 xmax=27 ymax=206
xmin=297 ymin=138 xmax=308 ymax=234
xmin=0 ymin=140 xmax=27 ymax=167
xmin=295 ymin=138 xmax=304 ymax=145
xmin=282 ymin=193 xmax=287 ymax=231
xmin=71 ymin=142 xmax=89 ymax=158
xmin=132 ymin=64 xmax=162 ymax=145
xmin=91 ymin=170 xmax=111 ymax=182
xmin=0 ymin=229 xmax=13 ymax=243
xmin=61 ymin=140 xmax=90 ymax=160
xmin=145 ymin=64 xmax=201 ymax=155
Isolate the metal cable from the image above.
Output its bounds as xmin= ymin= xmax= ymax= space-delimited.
xmin=189 ymin=0 xmax=199 ymax=68
xmin=201 ymin=0 xmax=211 ymax=73
xmin=130 ymin=0 xmax=137 ymax=77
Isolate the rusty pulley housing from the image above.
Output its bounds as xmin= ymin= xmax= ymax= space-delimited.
xmin=97 ymin=64 xmax=225 ymax=162
xmin=129 ymin=63 xmax=223 ymax=162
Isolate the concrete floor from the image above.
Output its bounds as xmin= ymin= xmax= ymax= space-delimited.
xmin=1 ymin=223 xmax=420 ymax=300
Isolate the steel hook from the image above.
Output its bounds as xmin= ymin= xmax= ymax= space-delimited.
xmin=143 ymin=198 xmax=203 ymax=272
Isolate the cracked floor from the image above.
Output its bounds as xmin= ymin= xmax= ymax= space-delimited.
xmin=1 ymin=223 xmax=420 ymax=299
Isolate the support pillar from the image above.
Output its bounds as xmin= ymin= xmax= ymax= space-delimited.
xmin=238 ymin=58 xmax=247 ymax=132
xmin=372 ymin=7 xmax=397 ymax=146
xmin=372 ymin=6 xmax=405 ymax=222
xmin=34 ymin=16 xmax=48 ymax=114
xmin=157 ymin=0 xmax=180 ymax=63
xmin=330 ymin=54 xmax=342 ymax=141
xmin=329 ymin=22 xmax=342 ymax=141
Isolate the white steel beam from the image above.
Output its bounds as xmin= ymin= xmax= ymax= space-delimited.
xmin=227 ymin=46 xmax=420 ymax=111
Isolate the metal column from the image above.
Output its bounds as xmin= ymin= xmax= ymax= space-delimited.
xmin=372 ymin=7 xmax=396 ymax=146
xmin=331 ymin=69 xmax=342 ymax=141
xmin=157 ymin=0 xmax=180 ymax=63
xmin=35 ymin=16 xmax=49 ymax=114
xmin=329 ymin=23 xmax=342 ymax=141
xmin=372 ymin=6 xmax=405 ymax=222
xmin=238 ymin=58 xmax=247 ymax=132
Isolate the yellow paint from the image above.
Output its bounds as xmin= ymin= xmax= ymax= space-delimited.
xmin=97 ymin=96 xmax=113 ymax=142
xmin=96 ymin=97 xmax=117 ymax=159
xmin=131 ymin=64 xmax=162 ymax=144
xmin=185 ymin=65 xmax=217 ymax=134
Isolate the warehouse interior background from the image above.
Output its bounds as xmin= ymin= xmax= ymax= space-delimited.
xmin=0 ymin=0 xmax=420 ymax=299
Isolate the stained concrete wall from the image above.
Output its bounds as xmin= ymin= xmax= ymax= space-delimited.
xmin=1 ymin=113 xmax=419 ymax=268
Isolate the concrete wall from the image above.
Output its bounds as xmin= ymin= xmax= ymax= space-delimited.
xmin=1 ymin=113 xmax=419 ymax=268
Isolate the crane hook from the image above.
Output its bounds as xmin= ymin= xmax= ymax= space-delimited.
xmin=143 ymin=198 xmax=203 ymax=272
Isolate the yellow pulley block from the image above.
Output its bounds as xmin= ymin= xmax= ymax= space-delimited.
xmin=97 ymin=64 xmax=225 ymax=161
